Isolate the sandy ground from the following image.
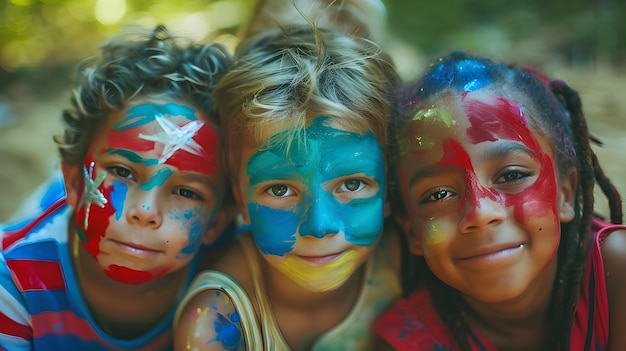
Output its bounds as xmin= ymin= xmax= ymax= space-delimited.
xmin=0 ymin=63 xmax=625 ymax=223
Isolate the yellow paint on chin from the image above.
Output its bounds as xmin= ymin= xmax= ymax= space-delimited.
xmin=278 ymin=250 xmax=360 ymax=292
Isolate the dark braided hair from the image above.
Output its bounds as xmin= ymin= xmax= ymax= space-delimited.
xmin=54 ymin=25 xmax=233 ymax=167
xmin=390 ymin=51 xmax=623 ymax=350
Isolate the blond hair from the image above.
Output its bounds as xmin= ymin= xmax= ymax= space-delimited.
xmin=214 ymin=25 xmax=398 ymax=177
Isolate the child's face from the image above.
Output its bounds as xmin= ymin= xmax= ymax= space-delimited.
xmin=396 ymin=89 xmax=575 ymax=303
xmin=66 ymin=100 xmax=226 ymax=284
xmin=235 ymin=117 xmax=386 ymax=292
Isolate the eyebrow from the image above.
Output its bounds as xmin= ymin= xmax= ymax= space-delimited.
xmin=481 ymin=141 xmax=537 ymax=160
xmin=179 ymin=172 xmax=220 ymax=193
xmin=407 ymin=142 xmax=536 ymax=188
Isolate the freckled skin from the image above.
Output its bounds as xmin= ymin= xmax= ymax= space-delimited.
xmin=397 ymin=90 xmax=563 ymax=304
xmin=73 ymin=101 xmax=224 ymax=284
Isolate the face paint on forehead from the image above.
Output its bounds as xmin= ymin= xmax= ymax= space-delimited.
xmin=462 ymin=95 xmax=541 ymax=155
xmin=107 ymin=102 xmax=221 ymax=177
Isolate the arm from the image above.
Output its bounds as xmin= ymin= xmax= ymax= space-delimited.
xmin=0 ymin=252 xmax=33 ymax=351
xmin=601 ymin=228 xmax=626 ymax=350
xmin=174 ymin=288 xmax=246 ymax=351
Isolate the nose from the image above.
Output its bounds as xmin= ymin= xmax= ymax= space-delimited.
xmin=299 ymin=196 xmax=339 ymax=238
xmin=126 ymin=190 xmax=162 ymax=229
xmin=459 ymin=196 xmax=506 ymax=233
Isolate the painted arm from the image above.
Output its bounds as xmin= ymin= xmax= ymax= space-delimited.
xmin=174 ymin=289 xmax=246 ymax=351
xmin=602 ymin=228 xmax=626 ymax=350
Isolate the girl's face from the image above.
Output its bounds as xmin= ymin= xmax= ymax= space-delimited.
xmin=396 ymin=89 xmax=576 ymax=303
xmin=235 ymin=117 xmax=386 ymax=292
xmin=65 ymin=101 xmax=226 ymax=284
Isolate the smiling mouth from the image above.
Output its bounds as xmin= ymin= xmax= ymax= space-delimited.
xmin=110 ymin=240 xmax=161 ymax=257
xmin=296 ymin=251 xmax=345 ymax=265
xmin=460 ymin=244 xmax=524 ymax=262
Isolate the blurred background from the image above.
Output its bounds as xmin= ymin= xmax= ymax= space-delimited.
xmin=0 ymin=0 xmax=625 ymax=222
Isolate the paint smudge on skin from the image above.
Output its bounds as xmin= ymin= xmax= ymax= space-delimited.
xmin=139 ymin=168 xmax=173 ymax=191
xmin=211 ymin=312 xmax=242 ymax=351
xmin=278 ymin=250 xmax=360 ymax=292
xmin=109 ymin=181 xmax=127 ymax=221
xmin=424 ymin=218 xmax=446 ymax=246
xmin=78 ymin=162 xmax=108 ymax=231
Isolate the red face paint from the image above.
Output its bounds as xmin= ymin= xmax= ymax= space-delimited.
xmin=74 ymin=102 xmax=224 ymax=285
xmin=462 ymin=95 xmax=558 ymax=224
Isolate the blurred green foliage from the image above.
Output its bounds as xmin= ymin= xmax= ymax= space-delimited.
xmin=0 ymin=0 xmax=624 ymax=96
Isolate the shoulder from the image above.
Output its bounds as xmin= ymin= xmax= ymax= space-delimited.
xmin=174 ymin=278 xmax=247 ymax=351
xmin=599 ymin=226 xmax=626 ymax=349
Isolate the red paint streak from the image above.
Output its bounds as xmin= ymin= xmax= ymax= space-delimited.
xmin=460 ymin=95 xmax=558 ymax=223
xmin=105 ymin=265 xmax=170 ymax=284
xmin=107 ymin=126 xmax=154 ymax=152
xmin=165 ymin=121 xmax=221 ymax=176
xmin=75 ymin=155 xmax=115 ymax=260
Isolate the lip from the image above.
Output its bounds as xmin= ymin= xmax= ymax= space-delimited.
xmin=295 ymin=251 xmax=345 ymax=265
xmin=458 ymin=243 xmax=524 ymax=262
xmin=110 ymin=239 xmax=162 ymax=258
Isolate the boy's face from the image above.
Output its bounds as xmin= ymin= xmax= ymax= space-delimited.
xmin=235 ymin=117 xmax=386 ymax=292
xmin=66 ymin=101 xmax=226 ymax=284
xmin=396 ymin=90 xmax=575 ymax=303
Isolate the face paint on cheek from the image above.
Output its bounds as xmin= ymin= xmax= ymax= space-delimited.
xmin=105 ymin=265 xmax=170 ymax=284
xmin=464 ymin=96 xmax=560 ymax=224
xmin=278 ymin=250 xmax=360 ymax=292
xmin=176 ymin=206 xmax=216 ymax=256
xmin=247 ymin=204 xmax=299 ymax=256
xmin=74 ymin=160 xmax=115 ymax=258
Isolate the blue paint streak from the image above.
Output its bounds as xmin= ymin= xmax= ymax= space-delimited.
xmin=421 ymin=52 xmax=492 ymax=99
xmin=113 ymin=102 xmax=198 ymax=130
xmin=210 ymin=312 xmax=242 ymax=351
xmin=110 ymin=181 xmax=128 ymax=221
xmin=107 ymin=149 xmax=159 ymax=166
xmin=139 ymin=168 xmax=172 ymax=191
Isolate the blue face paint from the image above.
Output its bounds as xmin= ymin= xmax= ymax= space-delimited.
xmin=107 ymin=149 xmax=159 ymax=166
xmin=139 ymin=168 xmax=173 ymax=191
xmin=245 ymin=117 xmax=385 ymax=256
xmin=113 ymin=102 xmax=198 ymax=130
xmin=110 ymin=181 xmax=127 ymax=221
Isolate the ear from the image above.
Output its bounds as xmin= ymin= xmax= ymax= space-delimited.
xmin=61 ymin=162 xmax=83 ymax=209
xmin=395 ymin=212 xmax=424 ymax=256
xmin=558 ymin=168 xmax=578 ymax=224
xmin=202 ymin=203 xmax=238 ymax=245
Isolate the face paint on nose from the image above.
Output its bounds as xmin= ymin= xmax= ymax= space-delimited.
xmin=245 ymin=117 xmax=386 ymax=257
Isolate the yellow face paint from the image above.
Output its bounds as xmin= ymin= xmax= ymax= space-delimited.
xmin=277 ymin=250 xmax=360 ymax=292
xmin=424 ymin=217 xmax=447 ymax=246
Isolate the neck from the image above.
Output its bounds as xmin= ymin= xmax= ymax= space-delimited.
xmin=69 ymin=229 xmax=188 ymax=338
xmin=463 ymin=259 xmax=558 ymax=350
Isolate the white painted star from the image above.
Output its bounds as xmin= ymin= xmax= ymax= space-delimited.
xmin=78 ymin=162 xmax=108 ymax=230
xmin=138 ymin=114 xmax=205 ymax=164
